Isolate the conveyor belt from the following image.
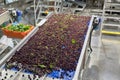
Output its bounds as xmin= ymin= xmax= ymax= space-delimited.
xmin=0 ymin=14 xmax=96 ymax=80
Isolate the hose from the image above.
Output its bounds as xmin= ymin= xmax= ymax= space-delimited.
xmin=88 ymin=17 xmax=100 ymax=53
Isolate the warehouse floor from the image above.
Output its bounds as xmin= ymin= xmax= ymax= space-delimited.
xmin=84 ymin=33 xmax=120 ymax=80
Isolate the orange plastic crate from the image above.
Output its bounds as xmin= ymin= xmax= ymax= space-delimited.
xmin=2 ymin=25 xmax=34 ymax=39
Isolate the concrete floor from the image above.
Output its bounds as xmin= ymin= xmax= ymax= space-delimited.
xmin=83 ymin=33 xmax=120 ymax=80
xmin=99 ymin=35 xmax=120 ymax=80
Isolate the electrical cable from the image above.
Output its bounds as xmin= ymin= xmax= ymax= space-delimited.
xmin=88 ymin=27 xmax=94 ymax=53
xmin=88 ymin=17 xmax=100 ymax=53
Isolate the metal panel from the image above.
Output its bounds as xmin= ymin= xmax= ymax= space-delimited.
xmin=0 ymin=11 xmax=11 ymax=25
